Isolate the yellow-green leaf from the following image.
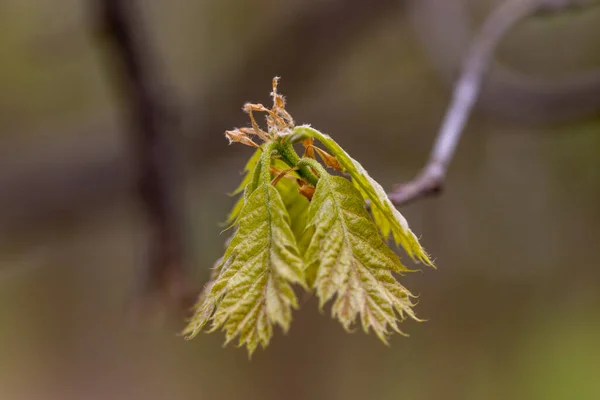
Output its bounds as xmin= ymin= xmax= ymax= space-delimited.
xmin=294 ymin=125 xmax=433 ymax=267
xmin=184 ymin=146 xmax=306 ymax=356
xmin=224 ymin=149 xmax=262 ymax=226
xmin=304 ymin=171 xmax=418 ymax=342
xmin=274 ymin=174 xmax=309 ymax=240
xmin=230 ymin=149 xmax=262 ymax=196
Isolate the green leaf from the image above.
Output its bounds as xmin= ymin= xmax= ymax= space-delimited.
xmin=294 ymin=125 xmax=433 ymax=267
xmin=304 ymin=170 xmax=419 ymax=342
xmin=184 ymin=145 xmax=306 ymax=356
xmin=224 ymin=149 xmax=262 ymax=226
xmin=230 ymin=149 xmax=262 ymax=196
xmin=274 ymin=173 xmax=309 ymax=239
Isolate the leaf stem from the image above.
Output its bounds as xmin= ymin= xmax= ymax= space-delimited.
xmin=296 ymin=157 xmax=327 ymax=178
xmin=276 ymin=141 xmax=320 ymax=186
xmin=249 ymin=142 xmax=278 ymax=194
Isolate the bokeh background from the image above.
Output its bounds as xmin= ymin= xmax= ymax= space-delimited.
xmin=1 ymin=0 xmax=600 ymax=399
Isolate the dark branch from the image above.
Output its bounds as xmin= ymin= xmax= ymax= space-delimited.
xmin=97 ymin=0 xmax=193 ymax=309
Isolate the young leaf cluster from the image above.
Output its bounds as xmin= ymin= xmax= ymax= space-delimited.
xmin=184 ymin=78 xmax=434 ymax=356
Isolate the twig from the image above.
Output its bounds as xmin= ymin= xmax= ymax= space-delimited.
xmin=389 ymin=0 xmax=538 ymax=206
xmin=98 ymin=0 xmax=193 ymax=309
xmin=388 ymin=0 xmax=599 ymax=207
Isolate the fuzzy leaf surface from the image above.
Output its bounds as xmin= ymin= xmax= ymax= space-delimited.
xmin=305 ymin=173 xmax=418 ymax=341
xmin=294 ymin=126 xmax=433 ymax=266
xmin=185 ymin=147 xmax=305 ymax=355
xmin=224 ymin=149 xmax=262 ymax=226
xmin=274 ymin=172 xmax=311 ymax=243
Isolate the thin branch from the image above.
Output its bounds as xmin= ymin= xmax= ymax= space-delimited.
xmin=98 ymin=0 xmax=193 ymax=309
xmin=388 ymin=0 xmax=600 ymax=207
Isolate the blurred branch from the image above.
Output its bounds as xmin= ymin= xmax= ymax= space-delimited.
xmin=98 ymin=0 xmax=193 ymax=309
xmin=389 ymin=0 xmax=600 ymax=207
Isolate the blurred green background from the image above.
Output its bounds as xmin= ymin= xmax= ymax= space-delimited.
xmin=1 ymin=0 xmax=599 ymax=399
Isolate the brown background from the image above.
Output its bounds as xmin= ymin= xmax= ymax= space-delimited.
xmin=0 ymin=1 xmax=599 ymax=399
